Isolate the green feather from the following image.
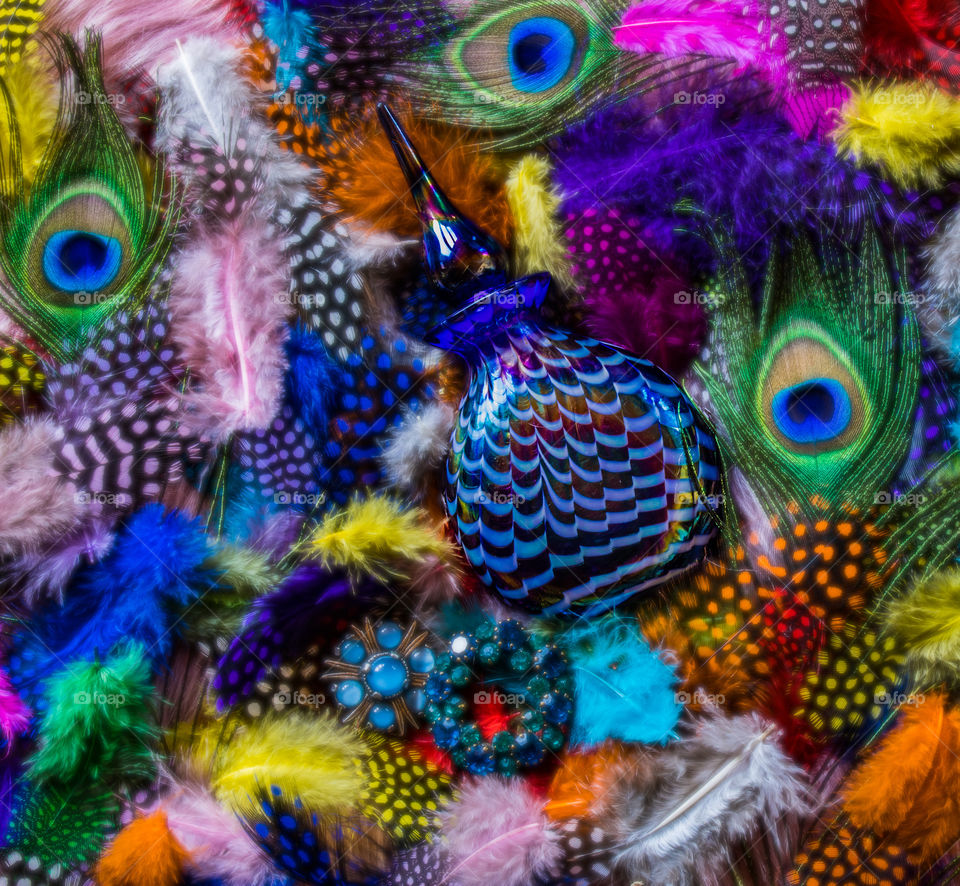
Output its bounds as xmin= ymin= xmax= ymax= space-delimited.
xmin=696 ymin=229 xmax=921 ymax=522
xmin=28 ymin=642 xmax=159 ymax=788
xmin=0 ymin=35 xmax=171 ymax=360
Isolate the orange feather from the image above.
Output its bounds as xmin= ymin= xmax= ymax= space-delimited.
xmin=318 ymin=109 xmax=513 ymax=245
xmin=543 ymin=744 xmax=640 ymax=821
xmin=842 ymin=692 xmax=960 ymax=863
xmin=96 ymin=811 xmax=189 ymax=886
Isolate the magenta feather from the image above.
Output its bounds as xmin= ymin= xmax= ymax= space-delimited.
xmin=169 ymin=216 xmax=290 ymax=440
xmin=0 ymin=666 xmax=30 ymax=747
xmin=437 ymin=777 xmax=562 ymax=886
xmin=615 ymin=0 xmax=784 ymax=78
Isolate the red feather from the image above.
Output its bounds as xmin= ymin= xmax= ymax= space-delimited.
xmin=863 ymin=0 xmax=960 ymax=89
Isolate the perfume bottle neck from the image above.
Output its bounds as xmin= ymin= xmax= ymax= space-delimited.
xmin=424 ymin=273 xmax=552 ymax=357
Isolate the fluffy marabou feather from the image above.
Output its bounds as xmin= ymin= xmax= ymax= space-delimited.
xmin=380 ymin=402 xmax=455 ymax=498
xmin=95 ymin=810 xmax=189 ymax=886
xmin=0 ymin=666 xmax=29 ymax=746
xmin=921 ymin=203 xmax=960 ymax=362
xmin=285 ymin=324 xmax=344 ymax=435
xmin=4 ymin=517 xmax=114 ymax=607
xmin=0 ymin=418 xmax=85 ymax=557
xmin=210 ymin=710 xmax=366 ymax=813
xmin=0 ymin=49 xmax=58 ymax=187
xmin=159 ymin=777 xmax=283 ymax=886
xmin=169 ymin=215 xmax=290 ymax=439
xmin=833 ymin=82 xmax=960 ymax=188
xmin=615 ymin=0 xmax=783 ymax=76
xmin=545 ymin=745 xmax=643 ymax=821
xmin=319 ymin=109 xmax=512 ymax=244
xmin=578 ymin=260 xmax=708 ymax=378
xmin=885 ymin=567 xmax=960 ymax=685
xmin=9 ymin=505 xmax=214 ymax=709
xmin=437 ymin=776 xmax=562 ymax=886
xmin=609 ymin=713 xmax=812 ymax=886
xmin=553 ymin=99 xmax=942 ymax=284
xmin=45 ymin=0 xmax=243 ymax=92
xmin=842 ymin=692 xmax=960 ymax=863
xmin=302 ymin=496 xmax=453 ymax=579
xmin=561 ymin=617 xmax=680 ymax=747
xmin=504 ymin=155 xmax=575 ymax=293
xmin=28 ymin=642 xmax=159 ymax=788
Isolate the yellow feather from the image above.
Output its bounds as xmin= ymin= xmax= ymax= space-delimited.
xmin=0 ymin=47 xmax=58 ymax=187
xmin=210 ymin=711 xmax=366 ymax=813
xmin=302 ymin=496 xmax=453 ymax=579
xmin=885 ymin=567 xmax=960 ymax=687
xmin=832 ymin=82 xmax=960 ymax=188
xmin=505 ymin=154 xmax=576 ymax=293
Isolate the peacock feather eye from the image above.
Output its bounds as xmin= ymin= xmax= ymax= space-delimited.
xmin=758 ymin=328 xmax=868 ymax=454
xmin=0 ymin=36 xmax=171 ymax=361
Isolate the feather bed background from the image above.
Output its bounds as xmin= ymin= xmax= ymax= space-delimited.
xmin=1 ymin=0 xmax=960 ymax=884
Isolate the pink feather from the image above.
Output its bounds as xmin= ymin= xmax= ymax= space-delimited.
xmin=437 ymin=777 xmax=562 ymax=886
xmin=158 ymin=778 xmax=283 ymax=886
xmin=615 ymin=0 xmax=783 ymax=75
xmin=0 ymin=666 xmax=30 ymax=747
xmin=169 ymin=215 xmax=291 ymax=441
xmin=44 ymin=0 xmax=243 ymax=88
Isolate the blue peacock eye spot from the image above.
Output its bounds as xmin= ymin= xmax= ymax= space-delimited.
xmin=42 ymin=229 xmax=123 ymax=294
xmin=771 ymin=377 xmax=852 ymax=444
xmin=508 ymin=17 xmax=576 ymax=93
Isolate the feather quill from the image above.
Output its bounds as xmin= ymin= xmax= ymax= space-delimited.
xmin=159 ymin=39 xmax=303 ymax=440
xmin=437 ymin=776 xmax=562 ymax=886
xmin=608 ymin=713 xmax=812 ymax=885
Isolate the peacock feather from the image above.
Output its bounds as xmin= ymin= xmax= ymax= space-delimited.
xmin=0 ymin=35 xmax=171 ymax=361
xmin=408 ymin=0 xmax=723 ymax=148
xmin=698 ymin=229 xmax=922 ymax=524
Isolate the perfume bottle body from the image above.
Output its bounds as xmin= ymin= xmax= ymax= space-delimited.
xmin=430 ymin=274 xmax=721 ymax=617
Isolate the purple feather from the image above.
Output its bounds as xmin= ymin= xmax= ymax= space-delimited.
xmin=213 ymin=564 xmax=383 ymax=711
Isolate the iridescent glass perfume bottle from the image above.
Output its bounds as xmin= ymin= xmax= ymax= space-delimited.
xmin=379 ymin=105 xmax=721 ymax=618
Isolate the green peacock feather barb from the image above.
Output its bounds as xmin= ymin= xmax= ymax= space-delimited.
xmin=696 ymin=227 xmax=922 ymax=524
xmin=0 ymin=34 xmax=172 ymax=362
xmin=409 ymin=0 xmax=728 ymax=149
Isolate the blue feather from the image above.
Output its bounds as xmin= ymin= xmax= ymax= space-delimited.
xmin=560 ymin=616 xmax=681 ymax=747
xmin=285 ymin=323 xmax=345 ymax=436
xmin=7 ymin=505 xmax=215 ymax=711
